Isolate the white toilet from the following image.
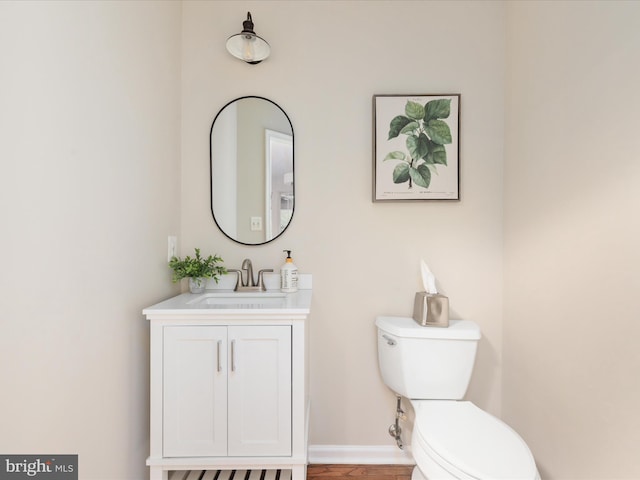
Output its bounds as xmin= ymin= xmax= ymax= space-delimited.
xmin=376 ymin=316 xmax=540 ymax=480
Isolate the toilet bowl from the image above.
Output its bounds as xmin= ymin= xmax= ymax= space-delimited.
xmin=376 ymin=316 xmax=539 ymax=480
xmin=410 ymin=400 xmax=539 ymax=480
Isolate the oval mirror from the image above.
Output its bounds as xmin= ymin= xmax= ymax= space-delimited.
xmin=210 ymin=96 xmax=294 ymax=245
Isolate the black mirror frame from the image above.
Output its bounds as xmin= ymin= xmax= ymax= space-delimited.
xmin=209 ymin=96 xmax=294 ymax=246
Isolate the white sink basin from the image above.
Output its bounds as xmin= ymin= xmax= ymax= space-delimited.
xmin=187 ymin=291 xmax=287 ymax=307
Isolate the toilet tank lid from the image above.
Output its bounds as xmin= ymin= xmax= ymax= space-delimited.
xmin=375 ymin=316 xmax=481 ymax=340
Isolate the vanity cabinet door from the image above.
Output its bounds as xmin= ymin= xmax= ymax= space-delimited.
xmin=228 ymin=325 xmax=292 ymax=456
xmin=163 ymin=326 xmax=228 ymax=457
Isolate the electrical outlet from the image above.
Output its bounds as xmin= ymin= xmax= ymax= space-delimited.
xmin=168 ymin=236 xmax=177 ymax=261
xmin=250 ymin=216 xmax=263 ymax=231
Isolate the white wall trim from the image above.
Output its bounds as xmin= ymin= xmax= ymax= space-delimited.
xmin=308 ymin=445 xmax=414 ymax=465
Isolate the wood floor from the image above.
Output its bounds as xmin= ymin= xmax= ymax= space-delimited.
xmin=307 ymin=465 xmax=414 ymax=480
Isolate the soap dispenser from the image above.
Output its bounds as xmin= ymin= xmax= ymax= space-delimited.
xmin=280 ymin=250 xmax=298 ymax=293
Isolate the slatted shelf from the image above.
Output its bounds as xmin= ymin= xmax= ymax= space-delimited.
xmin=169 ymin=469 xmax=293 ymax=480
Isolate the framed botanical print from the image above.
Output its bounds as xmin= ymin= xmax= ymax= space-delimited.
xmin=373 ymin=94 xmax=460 ymax=201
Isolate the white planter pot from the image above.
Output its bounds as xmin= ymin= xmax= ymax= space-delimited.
xmin=189 ymin=277 xmax=207 ymax=293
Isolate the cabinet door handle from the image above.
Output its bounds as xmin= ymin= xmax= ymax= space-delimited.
xmin=230 ymin=339 xmax=236 ymax=372
xmin=216 ymin=340 xmax=222 ymax=372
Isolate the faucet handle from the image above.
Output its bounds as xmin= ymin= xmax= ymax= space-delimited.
xmin=257 ymin=269 xmax=274 ymax=291
xmin=227 ymin=269 xmax=242 ymax=291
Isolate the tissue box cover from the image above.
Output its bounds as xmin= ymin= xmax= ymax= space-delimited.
xmin=413 ymin=292 xmax=449 ymax=327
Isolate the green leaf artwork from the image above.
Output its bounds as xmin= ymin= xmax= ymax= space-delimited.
xmin=384 ymin=98 xmax=452 ymax=190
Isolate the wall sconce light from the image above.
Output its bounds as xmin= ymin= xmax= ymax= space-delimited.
xmin=225 ymin=12 xmax=270 ymax=65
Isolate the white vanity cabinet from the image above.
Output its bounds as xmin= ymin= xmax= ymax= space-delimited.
xmin=143 ymin=288 xmax=311 ymax=480
xmin=163 ymin=325 xmax=291 ymax=457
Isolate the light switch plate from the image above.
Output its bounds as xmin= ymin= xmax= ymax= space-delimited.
xmin=250 ymin=217 xmax=263 ymax=231
xmin=168 ymin=236 xmax=177 ymax=261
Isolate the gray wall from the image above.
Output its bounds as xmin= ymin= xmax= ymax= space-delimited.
xmin=504 ymin=2 xmax=640 ymax=478
xmin=0 ymin=1 xmax=181 ymax=478
xmin=182 ymin=0 xmax=506 ymax=450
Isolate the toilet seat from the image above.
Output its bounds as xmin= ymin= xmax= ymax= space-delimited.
xmin=412 ymin=400 xmax=538 ymax=480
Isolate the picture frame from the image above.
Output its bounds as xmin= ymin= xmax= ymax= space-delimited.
xmin=373 ymin=94 xmax=460 ymax=201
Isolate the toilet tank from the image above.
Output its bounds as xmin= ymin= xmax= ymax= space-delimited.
xmin=376 ymin=316 xmax=481 ymax=400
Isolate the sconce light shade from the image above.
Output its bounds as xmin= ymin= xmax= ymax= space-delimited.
xmin=226 ymin=12 xmax=270 ymax=65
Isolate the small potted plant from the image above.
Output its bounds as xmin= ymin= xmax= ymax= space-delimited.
xmin=169 ymin=248 xmax=227 ymax=293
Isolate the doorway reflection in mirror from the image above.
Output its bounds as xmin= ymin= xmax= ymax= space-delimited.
xmin=265 ymin=129 xmax=293 ymax=239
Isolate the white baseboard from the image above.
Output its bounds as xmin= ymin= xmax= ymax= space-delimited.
xmin=308 ymin=445 xmax=414 ymax=465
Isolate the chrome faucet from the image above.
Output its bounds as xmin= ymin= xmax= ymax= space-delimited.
xmin=230 ymin=259 xmax=273 ymax=291
xmin=241 ymin=258 xmax=254 ymax=288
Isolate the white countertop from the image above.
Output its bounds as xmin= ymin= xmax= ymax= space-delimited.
xmin=143 ymin=288 xmax=312 ymax=318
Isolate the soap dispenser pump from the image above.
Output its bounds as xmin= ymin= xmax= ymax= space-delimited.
xmin=280 ymin=250 xmax=298 ymax=293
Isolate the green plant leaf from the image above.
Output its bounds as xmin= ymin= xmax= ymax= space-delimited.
xmin=405 ymin=101 xmax=425 ymax=121
xmin=392 ymin=163 xmax=410 ymax=184
xmin=424 ymin=98 xmax=451 ymax=122
xmin=425 ymin=141 xmax=447 ymax=165
xmin=384 ymin=151 xmax=407 ymax=162
xmin=168 ymin=248 xmax=226 ymax=283
xmin=400 ymin=121 xmax=419 ymax=135
xmin=410 ymin=164 xmax=431 ymax=189
xmin=432 ymin=148 xmax=447 ymax=165
xmin=388 ymin=115 xmax=412 ymax=140
xmin=425 ymin=119 xmax=452 ymax=145
xmin=407 ymin=133 xmax=429 ymax=160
